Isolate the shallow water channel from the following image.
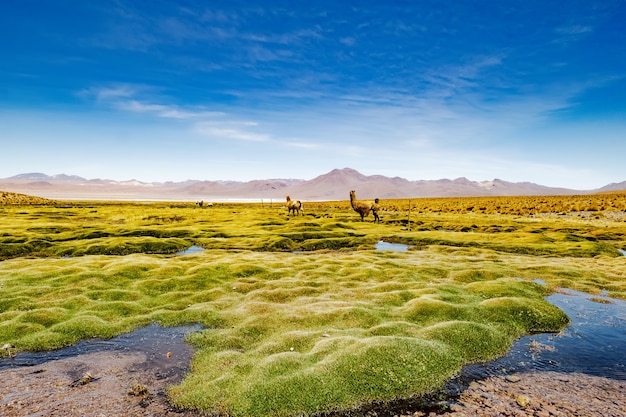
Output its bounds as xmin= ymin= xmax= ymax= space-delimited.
xmin=0 ymin=323 xmax=202 ymax=372
xmin=175 ymin=245 xmax=205 ymax=255
xmin=461 ymin=286 xmax=626 ymax=381
xmin=375 ymin=240 xmax=410 ymax=251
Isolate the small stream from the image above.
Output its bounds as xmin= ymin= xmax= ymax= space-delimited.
xmin=345 ymin=285 xmax=626 ymax=416
xmin=458 ymin=287 xmax=626 ymax=381
xmin=0 ymin=323 xmax=202 ymax=371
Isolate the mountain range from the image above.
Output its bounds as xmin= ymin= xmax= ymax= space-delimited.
xmin=1 ymin=168 xmax=625 ymax=202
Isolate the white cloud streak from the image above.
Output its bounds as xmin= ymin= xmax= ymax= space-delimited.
xmin=115 ymin=100 xmax=224 ymax=120
xmin=194 ymin=124 xmax=270 ymax=142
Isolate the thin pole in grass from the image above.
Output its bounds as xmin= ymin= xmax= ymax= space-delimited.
xmin=260 ymin=198 xmax=273 ymax=209
xmin=407 ymin=197 xmax=412 ymax=231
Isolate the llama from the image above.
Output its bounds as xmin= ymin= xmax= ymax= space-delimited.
xmin=349 ymin=190 xmax=380 ymax=222
xmin=286 ymin=196 xmax=304 ymax=216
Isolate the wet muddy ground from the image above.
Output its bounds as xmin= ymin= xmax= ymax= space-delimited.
xmin=0 ymin=324 xmax=205 ymax=417
xmin=0 ymin=350 xmax=203 ymax=417
xmin=2 ymin=350 xmax=623 ymax=417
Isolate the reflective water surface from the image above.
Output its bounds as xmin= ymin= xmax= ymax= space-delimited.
xmin=461 ymin=287 xmax=626 ymax=381
xmin=375 ymin=241 xmax=410 ymax=251
xmin=175 ymin=245 xmax=205 ymax=255
xmin=0 ymin=323 xmax=202 ymax=371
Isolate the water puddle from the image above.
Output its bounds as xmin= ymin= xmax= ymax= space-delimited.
xmin=352 ymin=286 xmax=626 ymax=416
xmin=175 ymin=245 xmax=205 ymax=256
xmin=0 ymin=323 xmax=202 ymax=371
xmin=375 ymin=241 xmax=410 ymax=251
xmin=458 ymin=287 xmax=626 ymax=381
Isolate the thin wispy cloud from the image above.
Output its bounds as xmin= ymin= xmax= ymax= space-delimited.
xmin=556 ymin=25 xmax=593 ymax=35
xmin=115 ymin=100 xmax=224 ymax=120
xmin=79 ymin=85 xmax=136 ymax=102
xmin=194 ymin=123 xmax=270 ymax=142
xmin=80 ymin=85 xmax=273 ymax=144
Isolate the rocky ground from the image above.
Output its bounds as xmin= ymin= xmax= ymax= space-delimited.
xmin=0 ymin=350 xmax=204 ymax=417
xmin=426 ymin=371 xmax=626 ymax=417
xmin=1 ymin=349 xmax=624 ymax=417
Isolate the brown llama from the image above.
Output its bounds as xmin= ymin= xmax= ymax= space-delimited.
xmin=286 ymin=196 xmax=304 ymax=216
xmin=349 ymin=190 xmax=380 ymax=222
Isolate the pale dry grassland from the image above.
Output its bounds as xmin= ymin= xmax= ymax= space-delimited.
xmin=0 ymin=192 xmax=625 ymax=416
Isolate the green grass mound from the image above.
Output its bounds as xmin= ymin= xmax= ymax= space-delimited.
xmin=171 ymin=336 xmax=463 ymax=417
xmin=166 ymin=271 xmax=569 ymax=417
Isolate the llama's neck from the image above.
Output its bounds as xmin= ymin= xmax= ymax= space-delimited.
xmin=350 ymin=196 xmax=358 ymax=210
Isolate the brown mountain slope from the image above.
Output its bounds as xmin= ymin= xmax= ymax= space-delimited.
xmin=0 ymin=168 xmax=617 ymax=201
xmin=0 ymin=191 xmax=54 ymax=205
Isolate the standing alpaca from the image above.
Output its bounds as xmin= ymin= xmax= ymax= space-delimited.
xmin=349 ymin=190 xmax=380 ymax=222
xmin=286 ymin=196 xmax=304 ymax=216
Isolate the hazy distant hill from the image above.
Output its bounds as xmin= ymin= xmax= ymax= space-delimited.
xmin=9 ymin=173 xmax=87 ymax=181
xmin=596 ymin=181 xmax=626 ymax=192
xmin=0 ymin=168 xmax=621 ymax=201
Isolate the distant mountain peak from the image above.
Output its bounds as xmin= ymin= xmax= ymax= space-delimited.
xmin=1 ymin=169 xmax=622 ymax=201
xmin=314 ymin=167 xmax=367 ymax=181
xmin=8 ymin=173 xmax=87 ymax=181
xmin=9 ymin=172 xmax=50 ymax=180
xmin=52 ymin=174 xmax=87 ymax=181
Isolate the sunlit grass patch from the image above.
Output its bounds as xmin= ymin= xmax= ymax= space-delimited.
xmin=163 ymin=252 xmax=573 ymax=416
xmin=417 ymin=320 xmax=511 ymax=362
xmin=0 ymin=247 xmax=599 ymax=415
xmin=16 ymin=307 xmax=71 ymax=327
xmin=45 ymin=314 xmax=115 ymax=345
xmin=399 ymin=297 xmax=472 ymax=325
xmin=2 ymin=198 xmax=625 ymax=258
xmin=479 ymin=297 xmax=570 ymax=333
xmin=1 ymin=196 xmax=625 ymax=416
xmin=173 ymin=333 xmax=464 ymax=417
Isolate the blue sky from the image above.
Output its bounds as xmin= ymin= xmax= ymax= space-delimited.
xmin=1 ymin=1 xmax=625 ymax=189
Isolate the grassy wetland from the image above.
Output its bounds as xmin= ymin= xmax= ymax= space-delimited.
xmin=1 ymin=191 xmax=625 ymax=416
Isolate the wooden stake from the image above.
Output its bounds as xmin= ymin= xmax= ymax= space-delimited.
xmin=408 ymin=198 xmax=411 ymax=231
